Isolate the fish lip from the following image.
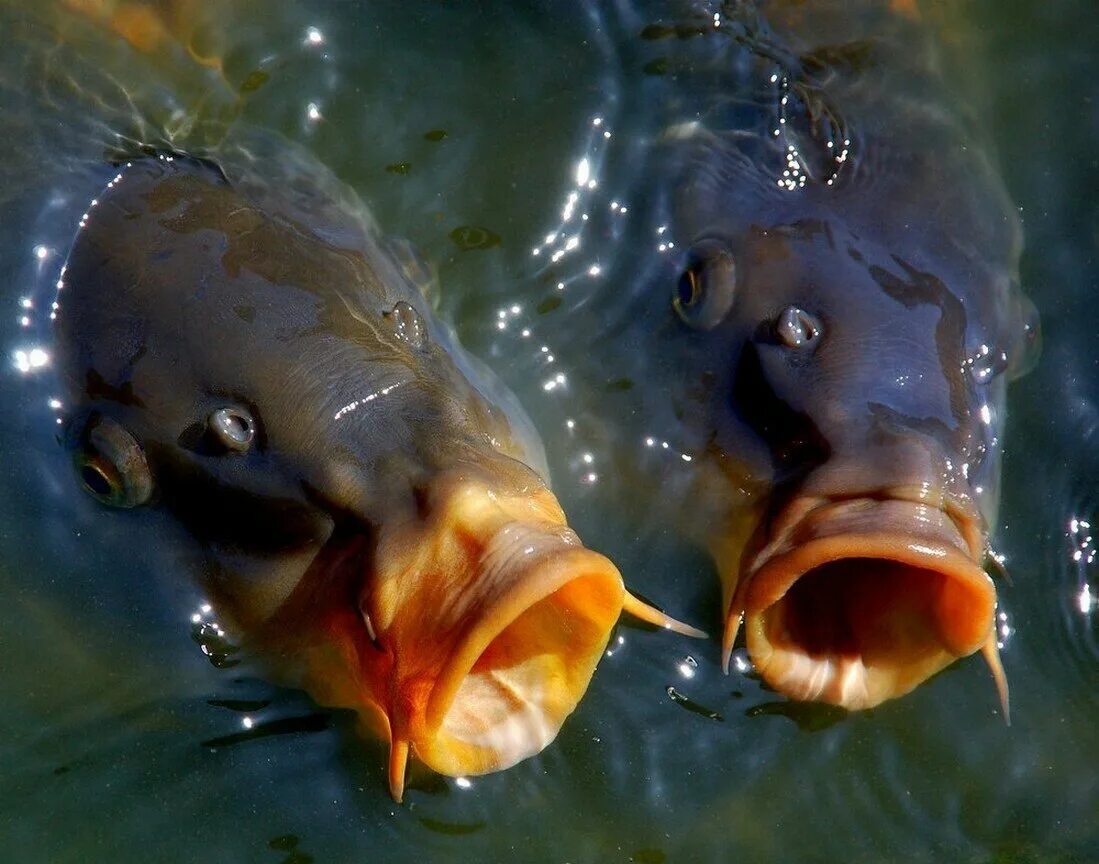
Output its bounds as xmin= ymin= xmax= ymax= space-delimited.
xmin=417 ymin=519 xmax=591 ymax=729
xmin=418 ymin=528 xmax=623 ymax=768
xmin=728 ymin=488 xmax=995 ymax=710
xmin=357 ymin=483 xmax=626 ymax=779
xmin=758 ymin=484 xmax=985 ymax=564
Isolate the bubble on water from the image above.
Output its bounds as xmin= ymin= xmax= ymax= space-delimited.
xmin=1068 ymin=515 xmax=1096 ymax=620
xmin=677 ymin=655 xmax=698 ymax=679
xmin=190 ymin=605 xmax=240 ymax=668
xmin=449 ymin=225 xmax=501 ymax=250
xmin=387 ymin=301 xmax=427 ymax=349
xmin=665 ymin=686 xmax=723 ymax=722
xmin=996 ymin=608 xmax=1015 ymax=650
xmin=964 ymin=343 xmax=1009 ymax=383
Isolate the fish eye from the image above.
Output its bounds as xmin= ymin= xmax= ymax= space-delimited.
xmin=673 ymin=238 xmax=736 ymax=330
xmin=775 ymin=306 xmax=822 ymax=348
xmin=209 ymin=407 xmax=255 ymax=452
xmin=75 ymin=417 xmax=152 ymax=508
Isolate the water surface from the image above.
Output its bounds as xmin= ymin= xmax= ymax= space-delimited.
xmin=0 ymin=2 xmax=1096 ymax=862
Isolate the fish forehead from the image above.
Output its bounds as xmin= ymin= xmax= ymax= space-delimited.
xmin=668 ymin=185 xmax=1023 ymax=455
xmin=107 ymin=157 xmax=405 ymax=313
xmin=55 ymin=157 xmax=504 ymax=464
xmin=737 ymin=224 xmax=965 ymax=340
xmin=60 ymin=167 xmax=335 ymax=390
xmin=744 ymin=227 xmax=972 ymax=418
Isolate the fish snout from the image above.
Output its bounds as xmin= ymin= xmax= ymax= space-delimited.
xmin=360 ymin=474 xmax=625 ymax=800
xmin=723 ymin=489 xmax=1005 ymax=713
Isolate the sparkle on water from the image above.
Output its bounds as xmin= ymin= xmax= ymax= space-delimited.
xmin=0 ymin=2 xmax=1096 ymax=863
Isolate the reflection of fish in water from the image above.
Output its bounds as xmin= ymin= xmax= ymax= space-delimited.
xmin=53 ymin=139 xmax=700 ymax=801
xmin=60 ymin=0 xmax=230 ymax=70
xmin=632 ymin=3 xmax=1039 ymax=714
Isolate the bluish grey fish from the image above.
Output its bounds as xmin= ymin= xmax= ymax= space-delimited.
xmin=630 ymin=1 xmax=1038 ymax=712
xmin=53 ymin=144 xmax=699 ymax=800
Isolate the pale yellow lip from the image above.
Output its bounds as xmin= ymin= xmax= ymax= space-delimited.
xmin=364 ymin=475 xmax=703 ymax=802
xmin=721 ymin=493 xmax=1008 ymax=714
xmin=410 ymin=534 xmax=626 ymax=781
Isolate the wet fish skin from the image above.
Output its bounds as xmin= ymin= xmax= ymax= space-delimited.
xmin=651 ymin=3 xmax=1037 ymax=711
xmin=53 ymin=152 xmax=697 ymax=800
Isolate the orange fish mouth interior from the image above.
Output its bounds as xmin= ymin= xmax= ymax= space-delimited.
xmin=430 ymin=565 xmax=623 ymax=762
xmin=282 ymin=473 xmax=702 ymax=802
xmin=768 ymin=559 xmax=987 ymax=665
xmin=370 ymin=515 xmax=629 ymax=794
xmin=354 ymin=474 xmax=698 ymax=801
xmin=725 ymin=495 xmax=1006 ymax=711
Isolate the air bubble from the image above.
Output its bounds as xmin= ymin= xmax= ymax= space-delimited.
xmin=388 ymin=301 xmax=427 ymax=349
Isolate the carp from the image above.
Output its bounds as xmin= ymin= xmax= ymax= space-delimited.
xmin=53 ymin=145 xmax=699 ymax=800
xmin=622 ymin=1 xmax=1039 ymax=713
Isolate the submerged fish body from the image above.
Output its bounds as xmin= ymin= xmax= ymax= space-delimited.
xmin=53 ymin=144 xmax=697 ymax=799
xmin=628 ymin=3 xmax=1039 ymax=711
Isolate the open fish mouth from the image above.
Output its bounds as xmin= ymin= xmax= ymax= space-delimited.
xmin=722 ymin=492 xmax=1008 ymax=713
xmin=285 ymin=472 xmax=701 ymax=802
xmin=374 ymin=515 xmax=626 ymax=794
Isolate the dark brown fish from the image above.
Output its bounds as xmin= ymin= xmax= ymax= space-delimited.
xmin=53 ymin=145 xmax=699 ymax=800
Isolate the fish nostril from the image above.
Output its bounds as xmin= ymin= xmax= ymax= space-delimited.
xmin=676 ymin=270 xmax=699 ymax=309
xmin=775 ymin=306 xmax=822 ymax=348
xmin=81 ymin=463 xmax=113 ymax=498
xmin=209 ymin=407 xmax=255 ymax=452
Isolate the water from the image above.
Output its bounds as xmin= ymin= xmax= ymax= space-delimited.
xmin=0 ymin=2 xmax=1096 ymax=862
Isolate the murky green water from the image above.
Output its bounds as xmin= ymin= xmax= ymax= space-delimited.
xmin=0 ymin=2 xmax=1096 ymax=862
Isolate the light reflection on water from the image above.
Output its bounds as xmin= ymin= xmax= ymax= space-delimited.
xmin=0 ymin=1 xmax=1097 ymax=863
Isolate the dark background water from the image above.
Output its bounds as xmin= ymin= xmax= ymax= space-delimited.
xmin=0 ymin=2 xmax=1095 ymax=862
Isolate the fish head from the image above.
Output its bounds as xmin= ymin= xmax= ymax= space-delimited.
xmin=668 ymin=188 xmax=1036 ymax=710
xmin=54 ymin=155 xmax=633 ymax=796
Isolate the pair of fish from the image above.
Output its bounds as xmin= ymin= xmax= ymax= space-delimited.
xmin=52 ymin=3 xmax=1037 ymax=801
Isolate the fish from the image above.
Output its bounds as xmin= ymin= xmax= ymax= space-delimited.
xmin=624 ymin=2 xmax=1040 ymax=714
xmin=52 ymin=140 xmax=701 ymax=801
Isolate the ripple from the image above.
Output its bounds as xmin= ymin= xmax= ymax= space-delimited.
xmin=1 ymin=1 xmax=1098 ymax=863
